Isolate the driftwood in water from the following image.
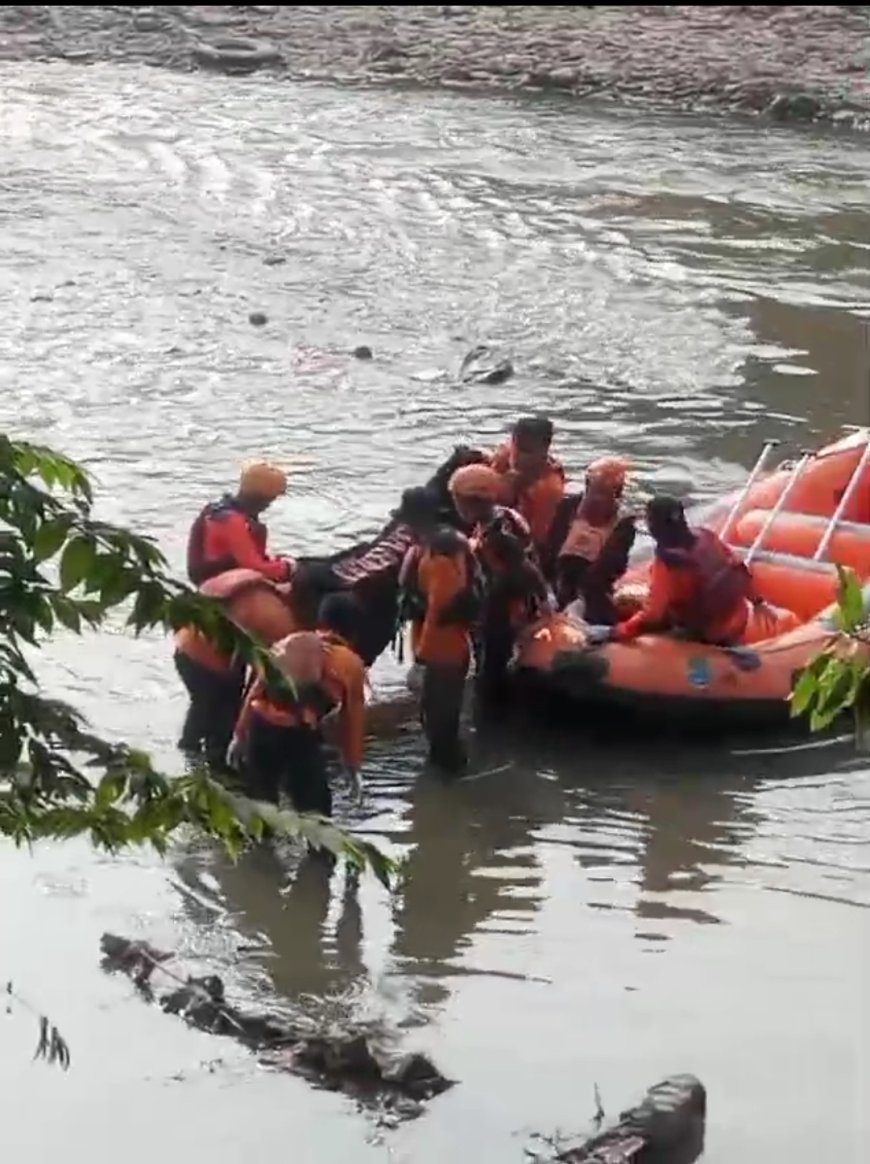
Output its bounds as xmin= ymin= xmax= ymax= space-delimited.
xmin=556 ymin=1075 xmax=706 ymax=1164
xmin=99 ymin=934 xmax=453 ymax=1116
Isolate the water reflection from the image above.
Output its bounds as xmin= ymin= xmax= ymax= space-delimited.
xmin=171 ymin=731 xmax=865 ymax=1029
xmin=389 ymin=740 xmax=556 ymax=1015
xmin=175 ymin=848 xmax=368 ymax=1017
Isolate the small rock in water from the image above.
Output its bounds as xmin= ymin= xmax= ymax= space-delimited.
xmin=249 ymin=311 xmax=268 ymax=327
xmin=353 ymin=345 xmax=373 ymax=360
xmin=263 ymin=254 xmax=287 ymax=266
xmin=766 ymin=92 xmax=821 ymax=122
xmin=459 ymin=344 xmax=514 ymax=385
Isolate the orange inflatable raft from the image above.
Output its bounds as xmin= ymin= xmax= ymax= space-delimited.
xmin=515 ymin=428 xmax=870 ymax=725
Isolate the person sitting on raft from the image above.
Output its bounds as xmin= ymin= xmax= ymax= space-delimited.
xmin=228 ymin=593 xmax=367 ymax=815
xmin=488 ymin=415 xmax=566 ymax=558
xmin=588 ymin=496 xmax=769 ymax=648
xmin=548 ymin=456 xmax=636 ymax=622
xmin=449 ymin=463 xmax=550 ymax=703
xmin=399 ymin=524 xmax=483 ymax=774
xmin=186 ymin=460 xmax=295 ymax=586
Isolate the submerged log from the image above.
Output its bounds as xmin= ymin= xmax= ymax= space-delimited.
xmin=99 ymin=933 xmax=454 ymax=1117
xmin=557 ymin=1075 xmax=706 ymax=1164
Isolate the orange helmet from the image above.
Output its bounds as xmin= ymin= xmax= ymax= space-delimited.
xmin=586 ymin=456 xmax=630 ymax=493
xmin=271 ymin=631 xmax=324 ymax=686
xmin=448 ymin=463 xmax=503 ymax=501
xmin=239 ymin=460 xmax=287 ymax=501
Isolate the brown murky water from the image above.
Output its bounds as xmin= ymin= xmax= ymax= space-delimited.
xmin=0 ymin=63 xmax=868 ymax=1163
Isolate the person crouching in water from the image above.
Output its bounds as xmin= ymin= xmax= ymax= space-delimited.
xmin=588 ymin=496 xmax=765 ymax=647
xmin=550 ymin=456 xmax=636 ymax=623
xmin=448 ymin=464 xmax=550 ymax=705
xmin=174 ymin=623 xmax=246 ymax=768
xmin=229 ymin=593 xmax=366 ymax=815
xmin=399 ymin=525 xmax=482 ymax=774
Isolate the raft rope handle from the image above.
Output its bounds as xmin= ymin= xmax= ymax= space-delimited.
xmin=720 ymin=438 xmax=781 ymax=546
xmin=744 ymin=449 xmax=815 ymax=567
xmin=813 ymin=437 xmax=870 ymax=562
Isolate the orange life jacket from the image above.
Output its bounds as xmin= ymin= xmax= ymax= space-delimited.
xmin=250 ymin=631 xmax=344 ymax=730
xmin=490 ymin=443 xmax=566 ymax=550
xmin=400 ymin=534 xmax=484 ymax=627
xmin=659 ymin=529 xmax=753 ymax=640
xmin=559 ymin=511 xmax=620 ymax=562
xmin=173 ymin=625 xmax=236 ymax=675
xmin=187 ymin=496 xmax=287 ymax=585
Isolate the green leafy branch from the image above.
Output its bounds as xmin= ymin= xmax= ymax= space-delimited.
xmin=790 ymin=565 xmax=870 ymax=747
xmin=0 ymin=434 xmax=395 ymax=884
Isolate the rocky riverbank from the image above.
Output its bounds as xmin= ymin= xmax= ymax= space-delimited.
xmin=0 ymin=6 xmax=868 ymax=127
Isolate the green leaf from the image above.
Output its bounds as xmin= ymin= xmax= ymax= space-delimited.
xmin=809 ymin=661 xmax=854 ymax=731
xmin=49 ymin=595 xmax=82 ymax=634
xmin=31 ymin=597 xmax=54 ymax=635
xmin=32 ymin=519 xmax=70 ymax=563
xmin=96 ymin=772 xmax=128 ymax=809
xmin=59 ymin=537 xmax=95 ymax=593
xmin=835 ymin=565 xmax=866 ymax=634
xmin=789 ymin=668 xmax=818 ymax=718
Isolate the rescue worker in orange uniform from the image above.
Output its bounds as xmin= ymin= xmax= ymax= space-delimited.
xmin=399 ymin=525 xmax=482 ymax=773
xmin=549 ymin=456 xmax=636 ymax=622
xmin=229 ymin=593 xmax=366 ymax=814
xmin=449 ymin=464 xmax=551 ymax=703
xmin=489 ymin=416 xmax=566 ymax=558
xmin=186 ymin=461 xmax=295 ymax=586
xmin=587 ymin=496 xmax=754 ymax=647
xmin=174 ymin=624 xmax=245 ymax=766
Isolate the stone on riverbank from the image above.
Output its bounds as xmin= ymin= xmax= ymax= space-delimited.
xmin=0 ymin=6 xmax=866 ymax=128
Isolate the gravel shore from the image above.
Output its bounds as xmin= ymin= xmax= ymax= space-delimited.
xmin=1 ymin=6 xmax=869 ymax=127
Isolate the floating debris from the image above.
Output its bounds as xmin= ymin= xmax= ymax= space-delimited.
xmin=100 ymin=933 xmax=454 ymax=1117
xmin=554 ymin=1074 xmax=706 ymax=1164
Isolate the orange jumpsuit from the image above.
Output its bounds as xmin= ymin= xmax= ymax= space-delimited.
xmin=174 ymin=626 xmax=244 ymax=762
xmin=402 ymin=539 xmax=477 ymax=773
xmin=234 ymin=632 xmax=366 ymax=811
xmin=614 ymin=556 xmax=748 ymax=645
xmin=489 ymin=443 xmax=566 ymax=555
xmin=411 ymin=549 xmax=475 ymax=670
xmin=187 ymin=496 xmax=293 ymax=585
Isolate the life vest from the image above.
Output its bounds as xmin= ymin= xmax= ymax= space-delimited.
xmin=186 ymin=496 xmax=269 ymax=586
xmin=331 ymin=522 xmax=417 ymax=587
xmin=556 ymin=498 xmax=636 ymax=584
xmin=659 ymin=528 xmax=753 ymax=639
xmin=256 ymin=631 xmax=337 ymax=728
xmin=559 ymin=511 xmax=619 ymax=562
xmin=174 ymin=625 xmax=237 ymax=675
xmin=399 ymin=531 xmax=484 ymax=627
xmin=490 ymin=443 xmax=566 ymax=500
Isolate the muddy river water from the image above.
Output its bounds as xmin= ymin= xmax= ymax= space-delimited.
xmin=0 ymin=62 xmax=868 ymax=1163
